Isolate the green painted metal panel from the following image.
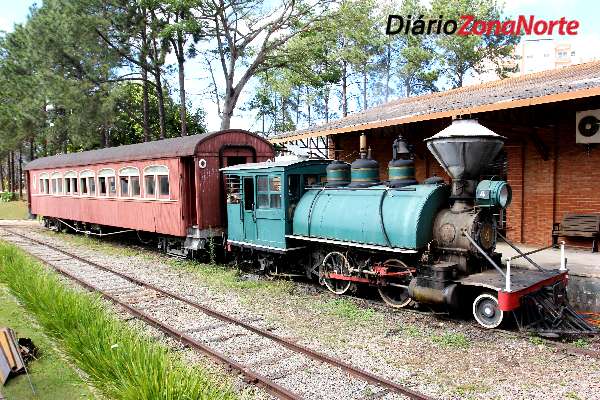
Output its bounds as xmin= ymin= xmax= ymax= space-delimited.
xmin=223 ymin=159 xmax=330 ymax=249
xmin=226 ymin=203 xmax=243 ymax=242
xmin=293 ymin=184 xmax=449 ymax=249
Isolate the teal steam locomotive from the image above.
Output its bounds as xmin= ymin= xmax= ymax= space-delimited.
xmin=222 ymin=120 xmax=590 ymax=333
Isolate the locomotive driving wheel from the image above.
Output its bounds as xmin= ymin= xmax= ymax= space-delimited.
xmin=377 ymin=259 xmax=413 ymax=308
xmin=321 ymin=251 xmax=352 ymax=295
xmin=473 ymin=293 xmax=504 ymax=329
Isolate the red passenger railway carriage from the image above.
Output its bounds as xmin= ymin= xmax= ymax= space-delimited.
xmin=25 ymin=129 xmax=273 ymax=256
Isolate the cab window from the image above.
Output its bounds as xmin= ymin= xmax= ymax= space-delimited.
xmin=256 ymin=175 xmax=281 ymax=209
xmin=226 ymin=175 xmax=241 ymax=204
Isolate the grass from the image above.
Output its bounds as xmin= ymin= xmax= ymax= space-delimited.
xmin=0 ymin=241 xmax=238 ymax=400
xmin=454 ymin=383 xmax=490 ymax=397
xmin=0 ymin=200 xmax=28 ymax=220
xmin=168 ymin=259 xmax=294 ymax=295
xmin=319 ymin=298 xmax=376 ymax=323
xmin=571 ymin=338 xmax=590 ymax=348
xmin=401 ymin=324 xmax=423 ymax=338
xmin=529 ymin=335 xmax=545 ymax=346
xmin=0 ymin=285 xmax=95 ymax=399
xmin=430 ymin=331 xmax=470 ymax=349
xmin=44 ymin=230 xmax=293 ymax=296
xmin=47 ymin=231 xmax=148 ymax=258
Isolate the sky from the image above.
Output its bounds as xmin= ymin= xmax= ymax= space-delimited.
xmin=1 ymin=0 xmax=600 ymax=132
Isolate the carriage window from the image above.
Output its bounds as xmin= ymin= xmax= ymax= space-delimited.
xmin=64 ymin=172 xmax=78 ymax=195
xmin=120 ymin=176 xmax=129 ymax=196
xmin=80 ymin=178 xmax=88 ymax=195
xmin=108 ymin=177 xmax=116 ymax=196
xmin=145 ymin=176 xmax=155 ymax=196
xmin=51 ymin=173 xmax=62 ymax=194
xmin=144 ymin=165 xmax=169 ymax=199
xmin=226 ymin=175 xmax=241 ymax=204
xmin=131 ymin=176 xmax=140 ymax=197
xmin=119 ymin=167 xmax=139 ymax=197
xmin=98 ymin=169 xmax=116 ymax=197
xmin=257 ymin=175 xmax=281 ymax=209
xmin=99 ymin=177 xmax=107 ymax=195
xmin=39 ymin=174 xmax=49 ymax=194
xmin=158 ymin=176 xmax=169 ymax=197
xmin=88 ymin=177 xmax=96 ymax=195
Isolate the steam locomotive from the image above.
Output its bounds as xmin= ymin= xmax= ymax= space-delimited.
xmin=223 ymin=120 xmax=592 ymax=332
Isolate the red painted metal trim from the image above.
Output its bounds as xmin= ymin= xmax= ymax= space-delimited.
xmin=372 ymin=266 xmax=416 ymax=277
xmin=326 ymin=273 xmax=371 ymax=284
xmin=498 ymin=272 xmax=569 ymax=311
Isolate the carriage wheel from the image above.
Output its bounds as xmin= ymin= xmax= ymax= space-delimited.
xmin=321 ymin=251 xmax=352 ymax=295
xmin=377 ymin=259 xmax=413 ymax=308
xmin=473 ymin=293 xmax=504 ymax=329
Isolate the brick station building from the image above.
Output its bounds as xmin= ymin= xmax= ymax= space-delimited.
xmin=272 ymin=61 xmax=600 ymax=248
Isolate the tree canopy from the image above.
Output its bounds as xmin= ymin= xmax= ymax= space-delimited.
xmin=0 ymin=0 xmax=520 ymax=194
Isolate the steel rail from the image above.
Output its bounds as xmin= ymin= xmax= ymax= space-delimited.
xmin=1 ymin=230 xmax=300 ymax=400
xmin=2 ymin=228 xmax=433 ymax=400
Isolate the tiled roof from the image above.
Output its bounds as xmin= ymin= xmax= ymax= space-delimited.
xmin=25 ymin=129 xmax=259 ymax=170
xmin=272 ymin=61 xmax=600 ymax=143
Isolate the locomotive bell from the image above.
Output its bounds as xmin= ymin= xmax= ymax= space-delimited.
xmin=388 ymin=135 xmax=417 ymax=188
xmin=425 ymin=119 xmax=505 ymax=202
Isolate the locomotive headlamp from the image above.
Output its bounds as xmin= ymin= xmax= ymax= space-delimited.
xmin=475 ymin=180 xmax=512 ymax=208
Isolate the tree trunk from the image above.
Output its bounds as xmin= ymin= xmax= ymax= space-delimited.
xmin=324 ymin=87 xmax=329 ymax=123
xmin=0 ymin=159 xmax=4 ymax=191
xmin=342 ymin=61 xmax=348 ymax=117
xmin=142 ymin=71 xmax=150 ymax=141
xmin=296 ymin=88 xmax=300 ymax=126
xmin=177 ymin=36 xmax=187 ymax=136
xmin=362 ymin=67 xmax=368 ymax=110
xmin=385 ymin=43 xmax=391 ymax=102
xmin=154 ymin=65 xmax=166 ymax=139
xmin=220 ymin=93 xmax=234 ymax=130
xmin=18 ymin=145 xmax=23 ymax=200
xmin=9 ymin=151 xmax=14 ymax=193
xmin=103 ymin=127 xmax=110 ymax=148
xmin=281 ymin=95 xmax=285 ymax=130
xmin=306 ymin=87 xmax=311 ymax=126
xmin=29 ymin=136 xmax=35 ymax=160
xmin=141 ymin=10 xmax=150 ymax=142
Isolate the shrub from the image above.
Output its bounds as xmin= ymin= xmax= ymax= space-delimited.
xmin=0 ymin=191 xmax=15 ymax=202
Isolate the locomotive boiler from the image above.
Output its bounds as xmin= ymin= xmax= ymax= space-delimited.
xmin=223 ymin=120 xmax=593 ymax=332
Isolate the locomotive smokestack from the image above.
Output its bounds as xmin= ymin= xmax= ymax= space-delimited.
xmin=425 ymin=119 xmax=505 ymax=209
xmin=359 ymin=133 xmax=368 ymax=159
xmin=350 ymin=133 xmax=379 ymax=187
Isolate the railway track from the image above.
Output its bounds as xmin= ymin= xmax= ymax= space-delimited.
xmin=0 ymin=227 xmax=433 ymax=400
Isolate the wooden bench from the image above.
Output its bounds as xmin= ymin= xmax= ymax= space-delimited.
xmin=552 ymin=213 xmax=600 ymax=252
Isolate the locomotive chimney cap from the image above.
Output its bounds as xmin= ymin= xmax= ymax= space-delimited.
xmin=425 ymin=119 xmax=506 ymax=140
xmin=425 ymin=119 xmax=505 ymax=182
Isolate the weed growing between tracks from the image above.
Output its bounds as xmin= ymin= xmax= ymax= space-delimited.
xmin=0 ymin=241 xmax=237 ymax=400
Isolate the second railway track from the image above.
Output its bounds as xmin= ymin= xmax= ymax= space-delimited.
xmin=0 ymin=226 xmax=433 ymax=400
